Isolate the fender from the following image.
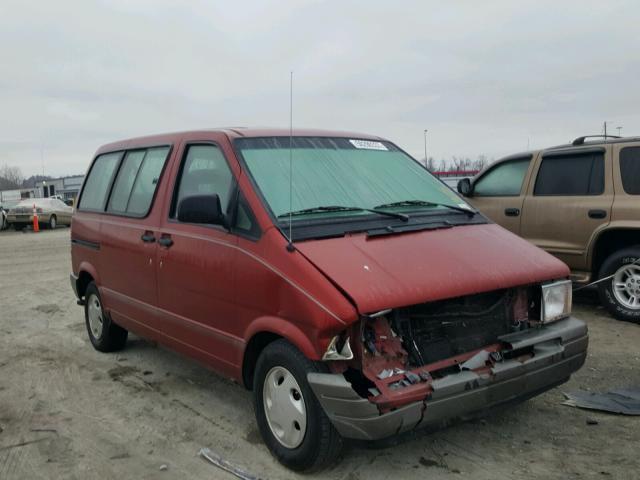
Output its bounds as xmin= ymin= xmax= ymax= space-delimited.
xmin=242 ymin=315 xmax=322 ymax=363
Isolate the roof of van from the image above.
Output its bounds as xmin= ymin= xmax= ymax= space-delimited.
xmin=96 ymin=128 xmax=386 ymax=154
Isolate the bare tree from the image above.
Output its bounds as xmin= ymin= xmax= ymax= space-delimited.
xmin=0 ymin=165 xmax=23 ymax=189
xmin=472 ymin=154 xmax=489 ymax=171
xmin=426 ymin=156 xmax=436 ymax=171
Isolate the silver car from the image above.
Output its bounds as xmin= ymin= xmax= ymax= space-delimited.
xmin=6 ymin=198 xmax=73 ymax=230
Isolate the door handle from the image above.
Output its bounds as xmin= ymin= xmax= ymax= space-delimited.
xmin=588 ymin=209 xmax=607 ymax=219
xmin=141 ymin=232 xmax=156 ymax=243
xmin=158 ymin=236 xmax=174 ymax=248
xmin=504 ymin=208 xmax=520 ymax=217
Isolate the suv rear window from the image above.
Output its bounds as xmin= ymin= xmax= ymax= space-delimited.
xmin=78 ymin=152 xmax=121 ymax=211
xmin=534 ymin=152 xmax=604 ymax=196
xmin=619 ymin=147 xmax=640 ymax=195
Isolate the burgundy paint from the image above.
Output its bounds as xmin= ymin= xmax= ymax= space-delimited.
xmin=72 ymin=129 xmax=570 ymax=388
xmin=295 ymin=224 xmax=569 ymax=314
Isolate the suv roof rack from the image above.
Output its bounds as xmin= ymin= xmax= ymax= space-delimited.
xmin=572 ymin=135 xmax=621 ymax=146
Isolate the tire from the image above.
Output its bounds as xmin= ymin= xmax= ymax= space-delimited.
xmin=84 ymin=282 xmax=128 ymax=352
xmin=597 ymin=246 xmax=640 ymax=323
xmin=48 ymin=215 xmax=57 ymax=229
xmin=253 ymin=339 xmax=342 ymax=472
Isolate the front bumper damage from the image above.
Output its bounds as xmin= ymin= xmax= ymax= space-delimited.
xmin=308 ymin=316 xmax=587 ymax=441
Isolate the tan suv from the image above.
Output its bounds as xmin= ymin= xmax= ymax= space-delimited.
xmin=458 ymin=135 xmax=640 ymax=323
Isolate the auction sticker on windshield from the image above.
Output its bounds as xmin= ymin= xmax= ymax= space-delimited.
xmin=349 ymin=139 xmax=388 ymax=150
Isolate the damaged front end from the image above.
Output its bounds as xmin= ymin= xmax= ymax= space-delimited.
xmin=308 ymin=283 xmax=588 ymax=441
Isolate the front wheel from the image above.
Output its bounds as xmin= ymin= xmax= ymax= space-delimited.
xmin=253 ymin=339 xmax=342 ymax=472
xmin=48 ymin=215 xmax=57 ymax=229
xmin=598 ymin=247 xmax=640 ymax=323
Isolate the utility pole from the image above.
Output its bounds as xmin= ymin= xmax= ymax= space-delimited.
xmin=617 ymin=126 xmax=622 ymax=136
xmin=423 ymin=129 xmax=428 ymax=168
xmin=603 ymin=121 xmax=607 ymax=137
xmin=41 ymin=141 xmax=44 ymax=177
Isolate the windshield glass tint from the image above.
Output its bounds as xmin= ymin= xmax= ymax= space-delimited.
xmin=237 ymin=137 xmax=461 ymax=219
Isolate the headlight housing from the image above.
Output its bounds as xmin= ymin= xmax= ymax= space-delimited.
xmin=541 ymin=280 xmax=572 ymax=323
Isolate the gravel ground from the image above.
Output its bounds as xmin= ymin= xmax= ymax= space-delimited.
xmin=0 ymin=228 xmax=639 ymax=479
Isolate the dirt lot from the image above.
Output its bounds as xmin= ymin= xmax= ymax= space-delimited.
xmin=0 ymin=228 xmax=639 ymax=479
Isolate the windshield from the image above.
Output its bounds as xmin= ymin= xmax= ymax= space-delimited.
xmin=237 ymin=137 xmax=465 ymax=221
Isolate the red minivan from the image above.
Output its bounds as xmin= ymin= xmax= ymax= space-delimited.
xmin=71 ymin=129 xmax=588 ymax=471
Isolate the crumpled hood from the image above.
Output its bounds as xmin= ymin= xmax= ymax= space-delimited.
xmin=295 ymin=223 xmax=569 ymax=314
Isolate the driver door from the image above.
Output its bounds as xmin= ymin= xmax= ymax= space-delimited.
xmin=155 ymin=141 xmax=241 ymax=373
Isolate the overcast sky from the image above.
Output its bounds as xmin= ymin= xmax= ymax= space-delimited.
xmin=2 ymin=0 xmax=640 ymax=177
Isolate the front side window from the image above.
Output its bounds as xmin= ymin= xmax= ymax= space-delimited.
xmin=237 ymin=137 xmax=461 ymax=220
xmin=173 ymin=144 xmax=234 ymax=218
xmin=534 ymin=152 xmax=604 ymax=196
xmin=107 ymin=147 xmax=169 ymax=216
xmin=473 ymin=158 xmax=531 ymax=196
xmin=620 ymin=147 xmax=640 ymax=195
xmin=78 ymin=152 xmax=121 ymax=211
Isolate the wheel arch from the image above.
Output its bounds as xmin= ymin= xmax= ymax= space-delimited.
xmin=590 ymin=227 xmax=640 ymax=276
xmin=76 ymin=262 xmax=100 ymax=300
xmin=241 ymin=317 xmax=321 ymax=390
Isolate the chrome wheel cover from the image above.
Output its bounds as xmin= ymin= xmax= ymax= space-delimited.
xmin=262 ymin=366 xmax=307 ymax=449
xmin=87 ymin=293 xmax=104 ymax=339
xmin=613 ymin=263 xmax=640 ymax=309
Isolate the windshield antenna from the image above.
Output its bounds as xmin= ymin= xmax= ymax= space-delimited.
xmin=286 ymin=71 xmax=295 ymax=252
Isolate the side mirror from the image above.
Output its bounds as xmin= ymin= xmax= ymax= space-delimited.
xmin=178 ymin=194 xmax=227 ymax=227
xmin=457 ymin=178 xmax=472 ymax=197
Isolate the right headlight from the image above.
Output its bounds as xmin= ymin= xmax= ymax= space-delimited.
xmin=541 ymin=280 xmax=572 ymax=323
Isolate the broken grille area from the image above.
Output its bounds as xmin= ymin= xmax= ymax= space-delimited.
xmin=392 ymin=289 xmax=519 ymax=367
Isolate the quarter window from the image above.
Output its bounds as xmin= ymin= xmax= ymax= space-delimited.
xmin=78 ymin=152 xmax=121 ymax=211
xmin=473 ymin=158 xmax=530 ymax=196
xmin=173 ymin=145 xmax=233 ymax=218
xmin=619 ymin=147 xmax=640 ymax=195
xmin=231 ymin=192 xmax=260 ymax=238
xmin=534 ymin=152 xmax=604 ymax=196
xmin=106 ymin=147 xmax=169 ymax=216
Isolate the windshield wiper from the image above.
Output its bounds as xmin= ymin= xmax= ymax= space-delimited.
xmin=277 ymin=205 xmax=409 ymax=221
xmin=373 ymin=199 xmax=477 ymax=216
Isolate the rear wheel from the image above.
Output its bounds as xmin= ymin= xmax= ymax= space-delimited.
xmin=48 ymin=215 xmax=57 ymax=229
xmin=84 ymin=282 xmax=128 ymax=351
xmin=253 ymin=339 xmax=342 ymax=472
xmin=598 ymin=247 xmax=640 ymax=323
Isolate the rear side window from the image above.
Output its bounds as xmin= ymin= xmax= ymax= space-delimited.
xmin=172 ymin=145 xmax=233 ymax=217
xmin=619 ymin=147 xmax=640 ymax=194
xmin=534 ymin=152 xmax=604 ymax=196
xmin=79 ymin=152 xmax=121 ymax=211
xmin=108 ymin=151 xmax=145 ymax=213
xmin=107 ymin=147 xmax=169 ymax=216
xmin=127 ymin=148 xmax=169 ymax=215
xmin=473 ymin=158 xmax=530 ymax=196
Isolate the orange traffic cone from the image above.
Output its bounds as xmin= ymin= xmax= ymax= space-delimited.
xmin=32 ymin=204 xmax=39 ymax=232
